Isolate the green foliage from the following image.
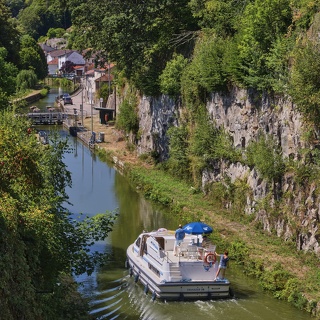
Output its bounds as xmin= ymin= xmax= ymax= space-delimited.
xmin=70 ymin=0 xmax=197 ymax=95
xmin=0 ymin=112 xmax=116 ymax=318
xmin=17 ymin=0 xmax=71 ymax=39
xmin=0 ymin=88 xmax=9 ymax=109
xmin=289 ymin=40 xmax=320 ymax=125
xmin=188 ymin=0 xmax=244 ymax=36
xmin=0 ymin=47 xmax=18 ymax=96
xmin=229 ymin=240 xmax=249 ymax=265
xmin=38 ymin=274 xmax=90 ymax=320
xmin=47 ymin=27 xmax=66 ymax=39
xmin=235 ymin=0 xmax=292 ymax=90
xmin=265 ymin=36 xmax=294 ymax=93
xmin=160 ymin=53 xmax=188 ymax=96
xmin=279 ymin=277 xmax=309 ymax=310
xmin=205 ymin=181 xmax=230 ymax=208
xmin=116 ymin=96 xmax=139 ymax=135
xmin=287 ymin=152 xmax=320 ymax=187
xmin=6 ymin=0 xmax=25 ymax=17
xmin=19 ymin=35 xmax=48 ymax=80
xmin=166 ymin=124 xmax=190 ymax=180
xmin=40 ymin=87 xmax=49 ymax=97
xmin=191 ymin=106 xmax=240 ymax=162
xmin=0 ymin=0 xmax=21 ymax=65
xmin=16 ymin=69 xmax=38 ymax=92
xmin=52 ymin=77 xmax=74 ymax=89
xmin=98 ymin=83 xmax=112 ymax=102
xmin=260 ymin=263 xmax=292 ymax=298
xmin=290 ymin=0 xmax=320 ymax=30
xmin=182 ymin=32 xmax=228 ymax=99
xmin=246 ymin=133 xmax=285 ymax=182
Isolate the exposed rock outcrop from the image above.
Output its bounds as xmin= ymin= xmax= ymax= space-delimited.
xmin=136 ymin=87 xmax=320 ymax=256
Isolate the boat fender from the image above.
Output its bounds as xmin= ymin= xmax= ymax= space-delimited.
xmin=129 ymin=268 xmax=133 ymax=277
xmin=125 ymin=260 xmax=128 ymax=268
xmin=204 ymin=252 xmax=216 ymax=264
xmin=144 ymin=284 xmax=149 ymax=294
xmin=151 ymin=292 xmax=156 ymax=301
xmin=134 ymin=274 xmax=139 ymax=283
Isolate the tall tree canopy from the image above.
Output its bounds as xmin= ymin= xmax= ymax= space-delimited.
xmin=0 ymin=0 xmax=20 ymax=64
xmin=19 ymin=35 xmax=48 ymax=80
xmin=70 ymin=0 xmax=198 ymax=95
xmin=17 ymin=0 xmax=71 ymax=39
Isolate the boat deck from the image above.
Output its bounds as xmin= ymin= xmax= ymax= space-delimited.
xmin=165 ymin=243 xmax=217 ymax=264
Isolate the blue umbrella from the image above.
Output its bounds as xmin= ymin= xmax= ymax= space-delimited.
xmin=182 ymin=222 xmax=213 ymax=235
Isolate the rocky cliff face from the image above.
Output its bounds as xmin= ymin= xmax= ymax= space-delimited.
xmin=136 ymin=88 xmax=320 ymax=255
xmin=137 ymin=95 xmax=181 ymax=161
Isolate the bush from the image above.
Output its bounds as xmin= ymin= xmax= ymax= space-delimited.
xmin=116 ymin=97 xmax=139 ymax=135
xmin=40 ymin=87 xmax=48 ymax=97
xmin=289 ymin=40 xmax=320 ymax=126
xmin=166 ymin=125 xmax=190 ymax=180
xmin=246 ymin=133 xmax=285 ymax=182
xmin=16 ymin=69 xmax=38 ymax=92
xmin=159 ymin=53 xmax=188 ymax=96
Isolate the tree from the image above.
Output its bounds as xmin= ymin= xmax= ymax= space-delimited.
xmin=16 ymin=69 xmax=38 ymax=92
xmin=60 ymin=60 xmax=75 ymax=74
xmin=5 ymin=0 xmax=25 ymax=17
xmin=19 ymin=35 xmax=48 ymax=80
xmin=235 ymin=0 xmax=292 ymax=89
xmin=289 ymin=40 xmax=320 ymax=125
xmin=188 ymin=0 xmax=244 ymax=36
xmin=0 ymin=111 xmax=117 ymax=318
xmin=69 ymin=0 xmax=198 ymax=95
xmin=0 ymin=0 xmax=20 ymax=65
xmin=160 ymin=53 xmax=188 ymax=96
xmin=47 ymin=27 xmax=66 ymax=39
xmin=17 ymin=0 xmax=71 ymax=39
xmin=0 ymin=47 xmax=18 ymax=97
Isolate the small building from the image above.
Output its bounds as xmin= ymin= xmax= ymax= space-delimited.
xmin=48 ymin=58 xmax=58 ymax=75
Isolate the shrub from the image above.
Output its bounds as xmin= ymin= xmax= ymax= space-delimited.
xmin=116 ymin=97 xmax=139 ymax=135
xmin=166 ymin=125 xmax=190 ymax=180
xmin=16 ymin=69 xmax=38 ymax=92
xmin=246 ymin=133 xmax=285 ymax=182
xmin=159 ymin=53 xmax=188 ymax=96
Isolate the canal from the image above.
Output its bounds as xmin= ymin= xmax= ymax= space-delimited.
xmin=31 ymin=91 xmax=311 ymax=320
xmin=62 ymin=134 xmax=310 ymax=320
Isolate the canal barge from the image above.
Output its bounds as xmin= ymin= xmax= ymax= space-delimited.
xmin=126 ymin=228 xmax=231 ymax=301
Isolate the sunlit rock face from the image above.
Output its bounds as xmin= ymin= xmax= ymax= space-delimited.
xmin=136 ymin=88 xmax=319 ymax=255
xmin=137 ymin=95 xmax=181 ymax=161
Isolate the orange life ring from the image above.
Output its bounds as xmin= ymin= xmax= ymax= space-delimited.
xmin=204 ymin=252 xmax=216 ymax=264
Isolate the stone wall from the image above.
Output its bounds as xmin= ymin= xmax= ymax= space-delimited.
xmin=137 ymin=95 xmax=180 ymax=161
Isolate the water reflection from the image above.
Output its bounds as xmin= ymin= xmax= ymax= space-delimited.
xmin=23 ymin=86 xmax=72 ymax=114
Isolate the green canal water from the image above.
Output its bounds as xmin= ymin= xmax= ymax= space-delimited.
xmin=30 ymin=87 xmax=312 ymax=319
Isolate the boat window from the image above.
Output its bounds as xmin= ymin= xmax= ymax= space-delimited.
xmin=155 ymin=237 xmax=164 ymax=250
xmin=148 ymin=263 xmax=160 ymax=277
xmin=135 ymin=237 xmax=141 ymax=248
xmin=144 ymin=242 xmax=148 ymax=254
